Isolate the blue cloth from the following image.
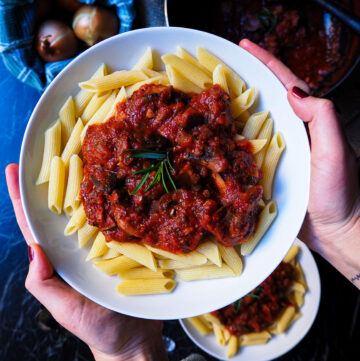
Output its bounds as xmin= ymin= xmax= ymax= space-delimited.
xmin=0 ymin=0 xmax=135 ymax=92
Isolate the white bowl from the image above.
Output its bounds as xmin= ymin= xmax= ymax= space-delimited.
xmin=180 ymin=239 xmax=321 ymax=361
xmin=20 ymin=27 xmax=310 ymax=320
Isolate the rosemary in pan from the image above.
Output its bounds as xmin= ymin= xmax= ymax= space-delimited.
xmin=123 ymin=149 xmax=177 ymax=195
xmin=257 ymin=8 xmax=278 ymax=35
xmin=232 ymin=286 xmax=264 ymax=313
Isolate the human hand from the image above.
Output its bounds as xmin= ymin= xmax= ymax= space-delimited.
xmin=5 ymin=163 xmax=168 ymax=361
xmin=239 ymin=39 xmax=360 ymax=285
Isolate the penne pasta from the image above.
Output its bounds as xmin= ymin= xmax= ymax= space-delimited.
xmin=61 ymin=118 xmax=84 ymax=166
xmin=177 ymin=46 xmax=212 ymax=76
xmin=145 ymin=245 xmax=207 ymax=266
xmin=63 ymin=154 xmax=83 ymax=216
xmin=81 ymin=91 xmax=111 ymax=124
xmin=166 ymin=65 xmax=202 ymax=94
xmin=162 ymin=54 xmax=212 ymax=89
xmin=117 ymin=278 xmax=177 ymax=295
xmin=196 ymin=241 xmax=222 ymax=267
xmin=227 ymin=335 xmax=238 ymax=358
xmin=231 ymin=88 xmax=258 ymax=118
xmin=80 ymin=70 xmax=147 ymax=92
xmin=176 ymin=264 xmax=235 ymax=281
xmin=102 ymin=247 xmax=121 ymax=260
xmin=36 ymin=120 xmax=61 ymax=185
xmin=242 ymin=111 xmax=269 ymax=139
xmin=270 ymin=305 xmax=295 ymax=334
xmin=59 ymin=96 xmax=76 ymax=148
xmin=158 ymin=259 xmax=205 ymax=269
xmin=104 ymin=86 xmax=127 ymax=120
xmin=213 ymin=64 xmax=229 ymax=93
xmin=132 ymin=47 xmax=153 ymax=70
xmin=241 ymin=200 xmax=278 ymax=255
xmin=239 ymin=331 xmax=271 ymax=345
xmin=247 ymin=139 xmax=268 ymax=154
xmin=218 ymin=244 xmax=243 ymax=275
xmin=186 ymin=317 xmax=212 ymax=335
xmin=260 ymin=132 xmax=286 ymax=200
xmin=64 ymin=203 xmax=87 ymax=235
xmin=75 ymin=63 xmax=108 ymax=117
xmin=213 ymin=323 xmax=226 ymax=346
xmin=119 ymin=267 xmax=174 ymax=280
xmin=108 ymin=242 xmax=157 ymax=271
xmin=86 ymin=232 xmax=108 ymax=261
xmin=48 ymin=156 xmax=65 ymax=215
xmin=283 ymin=245 xmax=299 ymax=263
xmin=254 ymin=117 xmax=274 ymax=168
xmin=78 ymin=222 xmax=98 ymax=248
xmin=94 ymin=255 xmax=140 ymax=275
xmin=126 ymin=76 xmax=163 ymax=96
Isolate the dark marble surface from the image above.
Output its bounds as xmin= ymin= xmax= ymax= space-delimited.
xmin=2 ymin=2 xmax=360 ymax=360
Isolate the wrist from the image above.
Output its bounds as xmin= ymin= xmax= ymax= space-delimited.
xmin=90 ymin=334 xmax=168 ymax=361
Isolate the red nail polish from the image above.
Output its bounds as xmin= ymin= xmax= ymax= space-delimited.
xmin=292 ymin=86 xmax=309 ymax=99
xmin=28 ymin=245 xmax=34 ymax=263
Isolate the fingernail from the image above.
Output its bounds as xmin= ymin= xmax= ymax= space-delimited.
xmin=292 ymin=86 xmax=309 ymax=99
xmin=28 ymin=245 xmax=34 ymax=263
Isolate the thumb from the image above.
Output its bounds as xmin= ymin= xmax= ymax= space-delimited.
xmin=27 ymin=243 xmax=54 ymax=281
xmin=287 ymin=87 xmax=348 ymax=160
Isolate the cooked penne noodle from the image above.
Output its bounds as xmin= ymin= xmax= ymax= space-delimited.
xmin=102 ymin=247 xmax=121 ymax=260
xmin=186 ymin=317 xmax=212 ymax=335
xmin=117 ymin=278 xmax=177 ymax=295
xmin=218 ymin=244 xmax=243 ymax=275
xmin=158 ymin=259 xmax=205 ymax=269
xmin=166 ymin=65 xmax=202 ymax=94
xmin=36 ymin=120 xmax=61 ymax=185
xmin=213 ymin=323 xmax=226 ymax=346
xmin=270 ymin=305 xmax=295 ymax=334
xmin=64 ymin=203 xmax=87 ymax=235
xmin=196 ymin=46 xmax=245 ymax=96
xmin=227 ymin=335 xmax=238 ymax=358
xmin=80 ymin=70 xmax=147 ymax=92
xmin=126 ymin=76 xmax=163 ymax=96
xmin=145 ymin=245 xmax=207 ymax=266
xmin=291 ymin=281 xmax=306 ymax=294
xmin=86 ymin=232 xmax=108 ymax=261
xmin=177 ymin=47 xmax=212 ymax=76
xmin=48 ymin=156 xmax=65 ymax=215
xmin=231 ymin=88 xmax=258 ymax=118
xmin=108 ymin=242 xmax=157 ymax=271
xmin=284 ymin=245 xmax=299 ymax=263
xmin=202 ymin=313 xmax=222 ymax=326
xmin=254 ymin=117 xmax=274 ymax=168
xmin=239 ymin=331 xmax=271 ymax=345
xmin=78 ymin=222 xmax=98 ymax=248
xmin=213 ymin=64 xmax=229 ymax=93
xmin=162 ymin=54 xmax=212 ymax=89
xmin=295 ymin=261 xmax=307 ymax=288
xmin=75 ymin=63 xmax=108 ymax=116
xmin=142 ymin=68 xmax=170 ymax=84
xmin=104 ymin=86 xmax=127 ymax=120
xmin=293 ymin=290 xmax=304 ymax=307
xmin=81 ymin=91 xmax=111 ymax=124
xmin=61 ymin=118 xmax=84 ymax=166
xmin=223 ymin=328 xmax=231 ymax=342
xmin=63 ymin=154 xmax=83 ymax=216
xmin=242 ymin=111 xmax=269 ymax=139
xmin=247 ymin=139 xmax=267 ymax=154
xmin=176 ymin=264 xmax=235 ymax=281
xmin=132 ymin=47 xmax=153 ymax=70
xmin=94 ymin=255 xmax=140 ymax=275
xmin=196 ymin=241 xmax=222 ymax=267
xmin=241 ymin=200 xmax=278 ymax=255
xmin=59 ymin=96 xmax=76 ymax=148
xmin=260 ymin=132 xmax=286 ymax=200
xmin=119 ymin=267 xmax=174 ymax=280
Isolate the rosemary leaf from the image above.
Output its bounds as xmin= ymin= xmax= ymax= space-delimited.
xmin=131 ymin=172 xmax=150 ymax=195
xmin=164 ymin=161 xmax=177 ymax=191
xmin=160 ymin=163 xmax=169 ymax=193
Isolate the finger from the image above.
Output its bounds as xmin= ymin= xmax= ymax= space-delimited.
xmin=25 ymin=243 xmax=85 ymax=326
xmin=287 ymin=87 xmax=348 ymax=158
xmin=239 ymin=39 xmax=310 ymax=92
xmin=5 ymin=163 xmax=34 ymax=244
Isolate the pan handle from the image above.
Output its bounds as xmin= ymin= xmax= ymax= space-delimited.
xmin=312 ymin=0 xmax=360 ymax=35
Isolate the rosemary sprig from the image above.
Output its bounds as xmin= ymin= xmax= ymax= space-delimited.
xmin=123 ymin=149 xmax=177 ymax=195
xmin=257 ymin=8 xmax=278 ymax=34
xmin=232 ymin=286 xmax=264 ymax=313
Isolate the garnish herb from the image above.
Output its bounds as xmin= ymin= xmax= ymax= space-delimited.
xmin=123 ymin=149 xmax=177 ymax=195
xmin=232 ymin=286 xmax=264 ymax=313
xmin=257 ymin=8 xmax=278 ymax=34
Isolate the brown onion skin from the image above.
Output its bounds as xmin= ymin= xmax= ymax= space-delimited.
xmin=72 ymin=5 xmax=119 ymax=47
xmin=55 ymin=0 xmax=82 ymax=12
xmin=36 ymin=20 xmax=78 ymax=62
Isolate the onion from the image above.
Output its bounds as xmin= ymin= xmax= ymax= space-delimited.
xmin=72 ymin=5 xmax=119 ymax=46
xmin=36 ymin=20 xmax=78 ymax=62
xmin=55 ymin=0 xmax=82 ymax=12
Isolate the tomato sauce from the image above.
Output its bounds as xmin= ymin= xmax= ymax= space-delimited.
xmin=81 ymin=84 xmax=262 ymax=253
xmin=212 ymin=262 xmax=295 ymax=336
